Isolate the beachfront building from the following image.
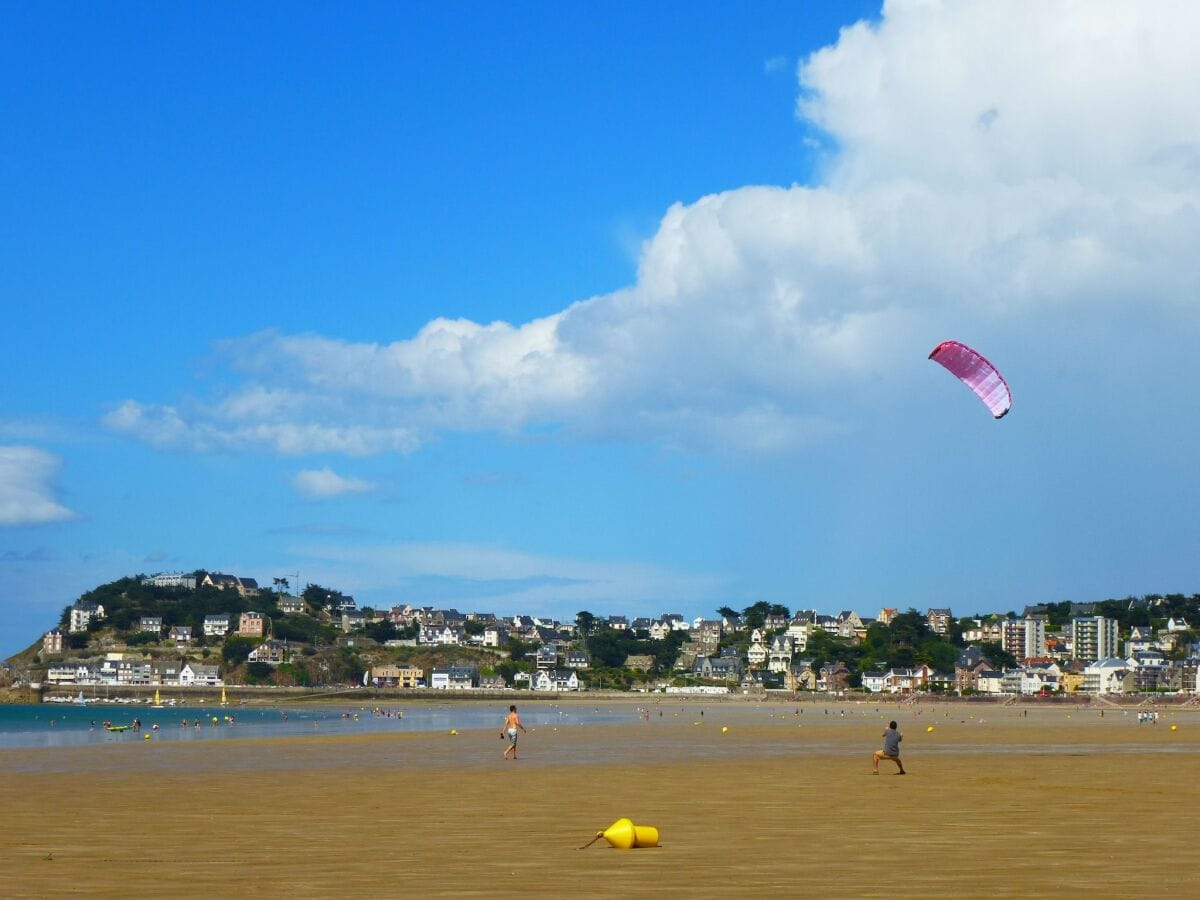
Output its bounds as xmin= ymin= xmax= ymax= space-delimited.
xmin=862 ymin=665 xmax=934 ymax=694
xmin=372 ymin=664 xmax=423 ymax=688
xmin=694 ymin=655 xmax=742 ymax=682
xmin=819 ymin=661 xmax=851 ymax=692
xmin=430 ymin=667 xmax=476 ymax=690
xmin=179 ymin=663 xmax=223 ymax=686
xmin=1003 ymin=617 xmax=1048 ymax=661
xmin=1126 ymin=651 xmax=1168 ymax=692
xmin=1017 ymin=662 xmax=1061 ymax=694
xmin=1072 ymin=616 xmax=1119 ymax=662
xmin=786 ymin=660 xmax=817 ymax=691
xmin=862 ymin=670 xmax=887 ymax=692
xmin=151 ymin=661 xmax=183 ymax=685
xmin=974 ymin=670 xmax=1004 ymax=694
xmin=117 ymin=659 xmax=152 ymax=685
xmin=532 ymin=668 xmax=581 ymax=691
xmin=1083 ymin=658 xmax=1132 ymax=695
xmin=46 ymin=662 xmax=92 ymax=684
xmin=203 ymin=614 xmax=231 ymax=637
xmin=248 ymin=640 xmax=289 ymax=665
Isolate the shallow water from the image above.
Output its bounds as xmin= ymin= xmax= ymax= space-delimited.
xmin=0 ymin=701 xmax=631 ymax=749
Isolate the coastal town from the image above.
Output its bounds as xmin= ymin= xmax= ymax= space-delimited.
xmin=9 ymin=570 xmax=1200 ymax=701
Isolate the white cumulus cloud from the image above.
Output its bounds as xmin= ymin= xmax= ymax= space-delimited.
xmin=291 ymin=467 xmax=376 ymax=499
xmin=105 ymin=0 xmax=1200 ymax=457
xmin=0 ymin=446 xmax=78 ymax=526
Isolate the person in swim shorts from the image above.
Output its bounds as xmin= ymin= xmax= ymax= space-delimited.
xmin=873 ymin=720 xmax=906 ymax=774
xmin=502 ymin=704 xmax=527 ymax=760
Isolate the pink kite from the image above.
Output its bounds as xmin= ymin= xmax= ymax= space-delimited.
xmin=928 ymin=340 xmax=1012 ymax=419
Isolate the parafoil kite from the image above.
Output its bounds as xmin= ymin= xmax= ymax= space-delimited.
xmin=928 ymin=340 xmax=1011 ymax=419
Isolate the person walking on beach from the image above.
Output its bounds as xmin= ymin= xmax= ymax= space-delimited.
xmin=873 ymin=720 xmax=906 ymax=775
xmin=501 ymin=705 xmax=527 ymax=760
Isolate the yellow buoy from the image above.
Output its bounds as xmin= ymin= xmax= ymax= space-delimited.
xmin=1171 ymin=724 xmax=1178 ymax=731
xmin=926 ymin=726 xmax=934 ymax=733
xmin=449 ymin=729 xmax=458 ymax=735
xmin=721 ymin=726 xmax=729 ymax=734
xmin=580 ymin=818 xmax=660 ymax=850
xmin=143 ymin=733 xmax=151 ymax=741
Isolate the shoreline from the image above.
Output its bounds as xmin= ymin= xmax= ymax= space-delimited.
xmin=13 ymin=683 xmax=1198 ymax=708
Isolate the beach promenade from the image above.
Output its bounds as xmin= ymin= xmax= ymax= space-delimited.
xmin=2 ymin=699 xmax=1195 ymax=898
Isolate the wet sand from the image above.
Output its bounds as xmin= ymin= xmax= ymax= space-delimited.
xmin=2 ymin=700 xmax=1196 ymax=898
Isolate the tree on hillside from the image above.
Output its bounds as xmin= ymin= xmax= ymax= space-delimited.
xmin=223 ymin=636 xmax=258 ymax=666
xmin=365 ymin=619 xmax=398 ymax=643
xmin=576 ymin=611 xmax=596 ymax=636
xmin=742 ymin=601 xmax=771 ymax=630
xmin=716 ymin=606 xmax=738 ymax=620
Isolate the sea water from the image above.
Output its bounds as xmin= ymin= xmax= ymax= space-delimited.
xmin=0 ymin=701 xmax=630 ymax=749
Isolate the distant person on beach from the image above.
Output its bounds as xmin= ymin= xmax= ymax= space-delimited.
xmin=873 ymin=721 xmax=906 ymax=775
xmin=501 ymin=705 xmax=527 ymax=760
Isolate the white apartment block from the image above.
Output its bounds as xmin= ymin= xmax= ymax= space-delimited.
xmin=1071 ymin=616 xmax=1119 ymax=662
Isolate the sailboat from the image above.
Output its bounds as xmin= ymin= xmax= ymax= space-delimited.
xmin=74 ymin=690 xmax=86 ymax=705
xmin=152 ymin=688 xmax=164 ymax=708
xmin=220 ymin=687 xmax=228 ymax=707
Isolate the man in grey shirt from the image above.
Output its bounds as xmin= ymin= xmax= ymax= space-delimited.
xmin=873 ymin=720 xmax=907 ymax=775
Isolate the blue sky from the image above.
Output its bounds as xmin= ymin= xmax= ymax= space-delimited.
xmin=3 ymin=1 xmax=1200 ymax=658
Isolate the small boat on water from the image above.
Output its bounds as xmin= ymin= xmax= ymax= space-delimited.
xmin=104 ymin=723 xmax=133 ymax=732
xmin=151 ymin=689 xmax=164 ymax=708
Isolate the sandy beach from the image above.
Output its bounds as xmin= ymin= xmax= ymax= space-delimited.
xmin=2 ymin=698 xmax=1196 ymax=898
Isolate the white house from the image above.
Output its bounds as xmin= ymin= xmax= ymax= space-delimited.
xmin=747 ymin=640 xmax=768 ymax=668
xmin=976 ymin=670 xmax=1005 ymax=694
xmin=69 ymin=601 xmax=105 ymax=633
xmin=179 ymin=663 xmax=223 ymax=686
xmin=203 ymin=614 xmax=231 ymax=637
xmin=1083 ymin=658 xmax=1131 ymax=695
xmin=767 ymin=635 xmax=793 ymax=674
xmin=279 ymin=595 xmax=305 ymax=614
xmin=862 ymin=670 xmax=888 ymax=693
xmin=532 ymin=668 xmax=581 ymax=691
xmin=430 ymin=667 xmax=475 ymax=690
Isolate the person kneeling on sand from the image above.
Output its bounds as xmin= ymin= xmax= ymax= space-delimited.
xmin=502 ymin=705 xmax=527 ymax=760
xmin=873 ymin=720 xmax=906 ymax=775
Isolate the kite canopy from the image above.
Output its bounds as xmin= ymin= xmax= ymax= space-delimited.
xmin=928 ymin=340 xmax=1012 ymax=419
